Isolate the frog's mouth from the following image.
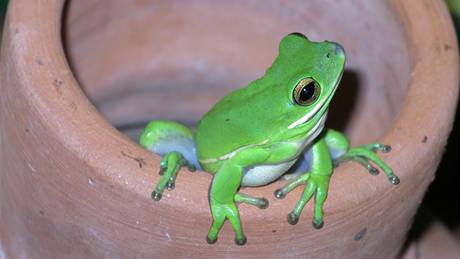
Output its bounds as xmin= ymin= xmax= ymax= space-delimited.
xmin=287 ymin=71 xmax=343 ymax=129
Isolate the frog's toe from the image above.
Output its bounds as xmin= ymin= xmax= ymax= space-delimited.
xmin=151 ymin=191 xmax=162 ymax=201
xmin=166 ymin=174 xmax=178 ymax=190
xmin=287 ymin=212 xmax=300 ymax=225
xmin=312 ymin=219 xmax=324 ymax=229
xmin=258 ymin=198 xmax=269 ymax=209
xmin=380 ymin=144 xmax=391 ymax=153
xmin=166 ymin=181 xmax=175 ymax=190
xmin=235 ymin=236 xmax=247 ymax=246
xmin=389 ymin=175 xmax=400 ymax=185
xmin=367 ymin=165 xmax=379 ymax=175
xmin=274 ymin=189 xmax=287 ymax=199
xmin=206 ymin=236 xmax=217 ymax=245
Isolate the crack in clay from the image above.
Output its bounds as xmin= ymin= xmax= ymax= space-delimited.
xmin=354 ymin=227 xmax=367 ymax=241
xmin=53 ymin=79 xmax=63 ymax=96
xmin=121 ymin=151 xmax=146 ymax=168
xmin=421 ymin=136 xmax=428 ymax=143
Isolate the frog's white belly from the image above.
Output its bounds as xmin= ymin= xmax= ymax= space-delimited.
xmin=240 ymin=111 xmax=328 ymax=187
xmin=241 ymin=159 xmax=297 ymax=187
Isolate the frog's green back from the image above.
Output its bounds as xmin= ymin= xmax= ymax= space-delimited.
xmin=195 ymin=33 xmax=345 ymax=161
xmin=196 ymin=79 xmax=279 ymax=160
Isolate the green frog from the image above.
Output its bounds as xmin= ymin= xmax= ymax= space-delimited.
xmin=139 ymin=33 xmax=399 ymax=245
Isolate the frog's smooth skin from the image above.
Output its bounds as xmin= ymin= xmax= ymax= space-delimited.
xmin=139 ymin=33 xmax=399 ymax=245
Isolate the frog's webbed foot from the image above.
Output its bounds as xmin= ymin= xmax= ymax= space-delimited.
xmin=151 ymin=151 xmax=195 ymax=201
xmin=274 ymin=173 xmax=329 ymax=228
xmin=207 ymin=201 xmax=247 ymax=246
xmin=235 ymin=193 xmax=269 ymax=209
xmin=336 ymin=143 xmax=400 ymax=185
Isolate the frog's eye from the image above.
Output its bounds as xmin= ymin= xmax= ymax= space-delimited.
xmin=293 ymin=78 xmax=320 ymax=106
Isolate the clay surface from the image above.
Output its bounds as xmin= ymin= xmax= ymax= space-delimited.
xmin=0 ymin=0 xmax=458 ymax=258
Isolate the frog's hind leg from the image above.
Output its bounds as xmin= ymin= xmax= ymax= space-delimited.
xmin=207 ymin=147 xmax=271 ymax=245
xmin=207 ymin=162 xmax=247 ymax=245
xmin=325 ymin=129 xmax=400 ymax=185
xmin=139 ymin=120 xmax=200 ymax=201
xmin=207 ymin=172 xmax=269 ymax=245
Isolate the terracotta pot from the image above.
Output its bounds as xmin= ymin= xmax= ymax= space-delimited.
xmin=0 ymin=0 xmax=458 ymax=258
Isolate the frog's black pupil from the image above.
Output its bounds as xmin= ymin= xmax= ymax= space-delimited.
xmin=300 ymin=82 xmax=316 ymax=102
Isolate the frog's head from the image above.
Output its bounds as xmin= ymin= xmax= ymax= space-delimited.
xmin=264 ymin=33 xmax=346 ymax=140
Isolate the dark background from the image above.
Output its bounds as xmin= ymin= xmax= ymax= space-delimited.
xmin=418 ymin=0 xmax=460 ymax=235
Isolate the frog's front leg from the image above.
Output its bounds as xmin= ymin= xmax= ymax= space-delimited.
xmin=207 ymin=148 xmax=270 ymax=245
xmin=336 ymin=144 xmax=400 ymax=184
xmin=275 ymin=138 xmax=333 ymax=228
xmin=275 ymin=129 xmax=400 ymax=228
xmin=139 ymin=120 xmax=199 ymax=201
xmin=151 ymin=151 xmax=195 ymax=200
xmin=325 ymin=129 xmax=400 ymax=185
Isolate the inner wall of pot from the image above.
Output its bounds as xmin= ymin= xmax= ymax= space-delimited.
xmin=63 ymin=0 xmax=410 ymax=144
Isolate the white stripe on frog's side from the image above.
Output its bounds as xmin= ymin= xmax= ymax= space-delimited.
xmin=199 ymin=139 xmax=269 ymax=164
xmin=199 ymin=111 xmax=328 ymax=166
xmin=288 ymin=98 xmax=327 ymax=129
xmin=241 ymin=113 xmax=328 ymax=187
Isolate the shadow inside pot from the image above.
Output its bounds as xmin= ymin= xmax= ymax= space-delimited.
xmin=327 ymin=69 xmax=361 ymax=132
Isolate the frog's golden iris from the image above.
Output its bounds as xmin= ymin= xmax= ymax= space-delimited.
xmin=293 ymin=77 xmax=320 ymax=106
